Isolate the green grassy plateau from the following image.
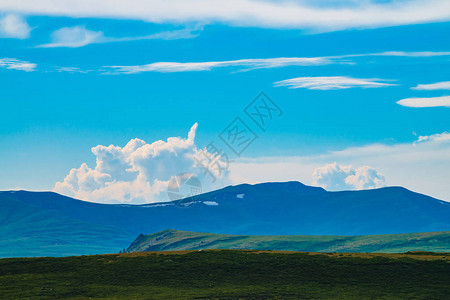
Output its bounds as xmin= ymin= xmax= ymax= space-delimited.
xmin=0 ymin=250 xmax=449 ymax=299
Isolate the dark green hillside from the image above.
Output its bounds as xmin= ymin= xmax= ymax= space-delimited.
xmin=0 ymin=250 xmax=449 ymax=299
xmin=0 ymin=193 xmax=133 ymax=258
xmin=128 ymin=229 xmax=450 ymax=253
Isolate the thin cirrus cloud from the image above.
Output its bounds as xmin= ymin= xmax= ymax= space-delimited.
xmin=2 ymin=50 xmax=449 ymax=75
xmin=102 ymin=57 xmax=339 ymax=74
xmin=56 ymin=67 xmax=90 ymax=73
xmin=0 ymin=57 xmax=36 ymax=71
xmin=37 ymin=25 xmax=202 ymax=48
xmin=101 ymin=51 xmax=450 ymax=75
xmin=274 ymin=76 xmax=397 ymax=90
xmin=362 ymin=51 xmax=450 ymax=58
xmin=397 ymin=96 xmax=450 ymax=108
xmin=412 ymin=81 xmax=450 ymax=90
xmin=0 ymin=14 xmax=31 ymax=39
xmin=0 ymin=0 xmax=450 ymax=32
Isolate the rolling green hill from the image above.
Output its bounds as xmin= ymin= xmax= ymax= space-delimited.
xmin=127 ymin=229 xmax=450 ymax=253
xmin=0 ymin=250 xmax=449 ymax=299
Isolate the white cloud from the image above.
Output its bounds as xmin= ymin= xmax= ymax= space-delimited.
xmin=412 ymin=81 xmax=450 ymax=90
xmin=312 ymin=162 xmax=385 ymax=190
xmin=38 ymin=25 xmax=202 ymax=48
xmin=56 ymin=67 xmax=90 ymax=73
xmin=103 ymin=57 xmax=337 ymax=74
xmin=416 ymin=132 xmax=450 ymax=143
xmin=230 ymin=132 xmax=450 ymax=201
xmin=53 ymin=128 xmax=450 ymax=203
xmin=38 ymin=26 xmax=104 ymax=48
xmin=397 ymin=96 xmax=450 ymax=108
xmin=0 ymin=50 xmax=438 ymax=75
xmin=364 ymin=51 xmax=450 ymax=57
xmin=54 ymin=123 xmax=231 ymax=204
xmin=0 ymin=57 xmax=36 ymax=71
xmin=0 ymin=14 xmax=31 ymax=39
xmin=101 ymin=51 xmax=450 ymax=75
xmin=274 ymin=76 xmax=396 ymax=90
xmin=139 ymin=26 xmax=202 ymax=40
xmin=0 ymin=0 xmax=449 ymax=31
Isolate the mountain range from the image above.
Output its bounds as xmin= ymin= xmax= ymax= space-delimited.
xmin=1 ymin=181 xmax=449 ymax=257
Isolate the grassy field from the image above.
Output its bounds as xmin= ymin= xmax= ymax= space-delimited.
xmin=128 ymin=229 xmax=450 ymax=253
xmin=0 ymin=250 xmax=449 ymax=299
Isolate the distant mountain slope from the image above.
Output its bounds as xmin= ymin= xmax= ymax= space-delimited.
xmin=0 ymin=193 xmax=134 ymax=258
xmin=1 ymin=181 xmax=450 ymax=257
xmin=127 ymin=229 xmax=450 ymax=253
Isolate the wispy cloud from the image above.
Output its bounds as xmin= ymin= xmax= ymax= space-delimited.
xmin=0 ymin=58 xmax=36 ymax=72
xmin=38 ymin=26 xmax=103 ymax=48
xmin=38 ymin=25 xmax=202 ymax=48
xmin=397 ymin=96 xmax=450 ymax=107
xmin=56 ymin=67 xmax=90 ymax=73
xmin=103 ymin=57 xmax=339 ymax=74
xmin=0 ymin=14 xmax=31 ymax=39
xmin=274 ymin=76 xmax=396 ymax=90
xmin=3 ymin=50 xmax=448 ymax=75
xmin=101 ymin=51 xmax=450 ymax=75
xmin=412 ymin=81 xmax=450 ymax=90
xmin=364 ymin=51 xmax=450 ymax=58
xmin=1 ymin=0 xmax=450 ymax=32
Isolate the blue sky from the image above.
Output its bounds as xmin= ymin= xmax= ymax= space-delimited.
xmin=1 ymin=0 xmax=449 ymax=203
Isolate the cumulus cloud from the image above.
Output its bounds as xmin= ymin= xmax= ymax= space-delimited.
xmin=0 ymin=14 xmax=31 ymax=39
xmin=397 ymin=96 xmax=450 ymax=108
xmin=274 ymin=76 xmax=396 ymax=90
xmin=412 ymin=81 xmax=450 ymax=90
xmin=54 ymin=123 xmax=231 ymax=204
xmin=38 ymin=25 xmax=202 ymax=48
xmin=1 ymin=0 xmax=449 ymax=31
xmin=53 ymin=127 xmax=450 ymax=202
xmin=0 ymin=57 xmax=36 ymax=71
xmin=312 ymin=162 xmax=386 ymax=190
xmin=230 ymin=131 xmax=450 ymax=201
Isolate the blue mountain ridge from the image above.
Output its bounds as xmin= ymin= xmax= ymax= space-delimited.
xmin=1 ymin=181 xmax=449 ymax=257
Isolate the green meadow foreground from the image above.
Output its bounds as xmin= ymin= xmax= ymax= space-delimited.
xmin=0 ymin=250 xmax=449 ymax=299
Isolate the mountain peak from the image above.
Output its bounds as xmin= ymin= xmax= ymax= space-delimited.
xmin=218 ymin=181 xmax=326 ymax=195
